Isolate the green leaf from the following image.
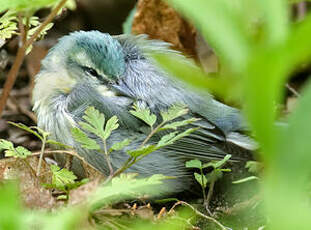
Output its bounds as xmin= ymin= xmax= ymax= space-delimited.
xmin=80 ymin=106 xmax=106 ymax=138
xmin=232 ymin=176 xmax=259 ymax=184
xmin=14 ymin=146 xmax=32 ymax=159
xmin=160 ymin=118 xmax=199 ymax=131
xmin=90 ymin=173 xmax=166 ymax=210
xmin=56 ymin=195 xmax=68 ymax=200
xmin=50 ymin=165 xmax=77 ymax=189
xmin=219 ymin=168 xmax=231 ymax=172
xmin=71 ymin=127 xmax=100 ymax=150
xmin=203 ymin=154 xmax=231 ymax=169
xmin=0 ymin=0 xmax=59 ymax=12
xmin=130 ymin=103 xmax=157 ymax=127
xmin=4 ymin=150 xmax=17 ymax=158
xmin=160 ymin=128 xmax=198 ymax=146
xmin=213 ymin=154 xmax=231 ymax=168
xmin=194 ymin=172 xmax=207 ymax=188
xmin=46 ymin=139 xmax=72 ymax=149
xmin=0 ymin=182 xmax=22 ymax=230
xmin=206 ymin=170 xmax=224 ymax=183
xmin=127 ymin=145 xmax=157 ymax=158
xmin=110 ymin=138 xmax=131 ymax=152
xmin=0 ymin=139 xmax=14 ymax=150
xmin=245 ymin=161 xmax=263 ymax=174
xmin=0 ymin=10 xmax=18 ymax=41
xmin=185 ymin=159 xmax=202 ymax=169
xmin=160 ymin=105 xmax=188 ymax=122
xmin=8 ymin=122 xmax=43 ymax=141
xmin=0 ymin=139 xmax=32 ymax=159
xmin=103 ymin=115 xmax=119 ymax=140
xmin=64 ymin=178 xmax=89 ymax=190
xmin=156 ymin=132 xmax=178 ymax=148
xmin=257 ymin=0 xmax=288 ymax=44
xmin=156 ymin=128 xmax=197 ymax=148
xmin=64 ymin=0 xmax=77 ymax=10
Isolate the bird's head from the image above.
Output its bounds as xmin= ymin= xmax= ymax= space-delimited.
xmin=33 ymin=31 xmax=127 ymax=108
xmin=50 ymin=31 xmax=125 ymax=84
xmin=33 ymin=31 xmax=130 ymax=142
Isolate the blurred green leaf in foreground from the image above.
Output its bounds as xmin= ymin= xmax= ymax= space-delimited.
xmin=159 ymin=0 xmax=311 ymax=229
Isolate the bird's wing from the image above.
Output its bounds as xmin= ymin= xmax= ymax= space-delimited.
xmin=113 ymin=34 xmax=255 ymax=160
xmin=153 ymin=118 xmax=253 ymax=162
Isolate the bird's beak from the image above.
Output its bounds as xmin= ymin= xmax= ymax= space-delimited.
xmin=111 ymin=79 xmax=134 ymax=98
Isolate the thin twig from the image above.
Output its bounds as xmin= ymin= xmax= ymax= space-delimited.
xmin=64 ymin=154 xmax=73 ymax=170
xmin=36 ymin=135 xmax=47 ymax=176
xmin=112 ymin=122 xmax=165 ymax=178
xmin=31 ymin=149 xmax=101 ymax=173
xmin=0 ymin=38 xmax=27 ymax=116
xmin=200 ymin=168 xmax=207 ymax=205
xmin=286 ymin=83 xmax=300 ymax=97
xmin=140 ymin=121 xmax=164 ymax=148
xmin=205 ymin=179 xmax=215 ymax=215
xmin=0 ymin=0 xmax=68 ymax=117
xmin=168 ymin=201 xmax=228 ymax=230
xmin=17 ymin=13 xmax=26 ymax=46
xmin=103 ymin=139 xmax=114 ymax=176
xmin=111 ymin=157 xmax=135 ymax=178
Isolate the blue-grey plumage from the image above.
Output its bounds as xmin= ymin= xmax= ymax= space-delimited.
xmin=32 ymin=30 xmax=255 ymax=194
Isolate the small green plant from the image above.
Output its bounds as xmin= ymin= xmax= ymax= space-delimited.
xmin=185 ymin=155 xmax=231 ymax=211
xmin=0 ymin=139 xmax=32 ymax=159
xmin=72 ymin=104 xmax=199 ymax=183
xmin=9 ymin=122 xmax=71 ymax=176
xmin=0 ymin=138 xmax=37 ymax=177
xmin=1 ymin=123 xmax=87 ymax=201
xmin=43 ymin=165 xmax=88 ymax=201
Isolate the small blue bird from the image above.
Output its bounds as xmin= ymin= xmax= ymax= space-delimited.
xmin=32 ymin=31 xmax=254 ymax=193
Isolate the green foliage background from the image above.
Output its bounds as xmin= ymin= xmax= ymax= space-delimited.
xmin=155 ymin=0 xmax=311 ymax=229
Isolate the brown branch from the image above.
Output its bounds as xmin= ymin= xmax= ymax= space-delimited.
xmin=31 ymin=149 xmax=102 ymax=173
xmin=17 ymin=13 xmax=26 ymax=46
xmin=0 ymin=0 xmax=68 ymax=117
xmin=0 ymin=42 xmax=27 ymax=117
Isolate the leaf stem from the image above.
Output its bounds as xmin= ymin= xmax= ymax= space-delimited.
xmin=103 ymin=139 xmax=114 ymax=178
xmin=111 ymin=122 xmax=166 ymax=180
xmin=36 ymin=134 xmax=47 ymax=176
xmin=200 ymin=168 xmax=207 ymax=207
xmin=205 ymin=178 xmax=215 ymax=213
xmin=140 ymin=121 xmax=165 ymax=148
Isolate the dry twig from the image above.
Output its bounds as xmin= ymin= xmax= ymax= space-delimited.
xmin=0 ymin=0 xmax=68 ymax=117
xmin=168 ymin=201 xmax=228 ymax=230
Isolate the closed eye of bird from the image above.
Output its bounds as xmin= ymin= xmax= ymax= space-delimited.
xmin=82 ymin=66 xmax=100 ymax=78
